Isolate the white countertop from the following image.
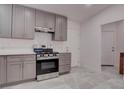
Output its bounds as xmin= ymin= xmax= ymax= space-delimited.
xmin=0 ymin=49 xmax=36 ymax=56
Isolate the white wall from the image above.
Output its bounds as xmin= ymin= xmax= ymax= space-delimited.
xmin=81 ymin=5 xmax=124 ymax=72
xmin=0 ymin=19 xmax=81 ymax=67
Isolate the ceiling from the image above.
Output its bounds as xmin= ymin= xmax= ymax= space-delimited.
xmin=22 ymin=4 xmax=111 ymax=23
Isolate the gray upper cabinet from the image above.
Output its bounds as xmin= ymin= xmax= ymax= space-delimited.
xmin=45 ymin=12 xmax=55 ymax=31
xmin=52 ymin=15 xmax=67 ymax=41
xmin=0 ymin=4 xmax=67 ymax=40
xmin=24 ymin=7 xmax=35 ymax=39
xmin=12 ymin=5 xmax=35 ymax=39
xmin=36 ymin=10 xmax=46 ymax=28
xmin=35 ymin=10 xmax=55 ymax=32
xmin=52 ymin=15 xmax=62 ymax=40
xmin=61 ymin=16 xmax=67 ymax=41
xmin=0 ymin=56 xmax=6 ymax=86
xmin=0 ymin=4 xmax=12 ymax=38
xmin=12 ymin=5 xmax=25 ymax=39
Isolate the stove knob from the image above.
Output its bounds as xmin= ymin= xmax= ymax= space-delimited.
xmin=37 ymin=55 xmax=40 ymax=57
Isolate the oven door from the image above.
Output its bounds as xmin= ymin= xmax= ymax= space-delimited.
xmin=36 ymin=59 xmax=59 ymax=75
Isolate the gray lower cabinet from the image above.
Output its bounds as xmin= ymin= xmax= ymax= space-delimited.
xmin=0 ymin=4 xmax=12 ymax=38
xmin=59 ymin=53 xmax=71 ymax=74
xmin=7 ymin=61 xmax=23 ymax=83
xmin=12 ymin=5 xmax=35 ymax=39
xmin=59 ymin=65 xmax=71 ymax=74
xmin=6 ymin=55 xmax=36 ymax=84
xmin=23 ymin=61 xmax=36 ymax=80
xmin=0 ymin=56 xmax=6 ymax=86
xmin=52 ymin=15 xmax=67 ymax=41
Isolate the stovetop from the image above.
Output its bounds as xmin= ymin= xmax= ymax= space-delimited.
xmin=34 ymin=48 xmax=59 ymax=57
xmin=36 ymin=52 xmax=59 ymax=57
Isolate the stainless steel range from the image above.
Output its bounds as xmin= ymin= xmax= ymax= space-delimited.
xmin=34 ymin=48 xmax=59 ymax=81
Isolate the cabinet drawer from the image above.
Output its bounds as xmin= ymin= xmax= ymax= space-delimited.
xmin=59 ymin=65 xmax=71 ymax=74
xmin=7 ymin=55 xmax=35 ymax=62
xmin=59 ymin=59 xmax=71 ymax=66
xmin=23 ymin=55 xmax=36 ymax=61
xmin=59 ymin=57 xmax=71 ymax=61
xmin=59 ymin=53 xmax=71 ymax=66
xmin=59 ymin=53 xmax=71 ymax=58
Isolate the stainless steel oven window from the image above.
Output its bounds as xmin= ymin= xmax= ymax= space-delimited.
xmin=41 ymin=62 xmax=55 ymax=70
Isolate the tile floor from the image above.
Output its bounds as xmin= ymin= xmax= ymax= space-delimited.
xmin=3 ymin=66 xmax=124 ymax=89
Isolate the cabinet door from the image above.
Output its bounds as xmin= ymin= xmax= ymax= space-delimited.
xmin=12 ymin=5 xmax=25 ymax=39
xmin=52 ymin=15 xmax=62 ymax=41
xmin=23 ymin=61 xmax=36 ymax=80
xmin=59 ymin=65 xmax=71 ymax=74
xmin=59 ymin=53 xmax=71 ymax=74
xmin=45 ymin=12 xmax=55 ymax=31
xmin=0 ymin=56 xmax=6 ymax=85
xmin=0 ymin=4 xmax=12 ymax=38
xmin=59 ymin=53 xmax=71 ymax=66
xmin=35 ymin=10 xmax=46 ymax=28
xmin=52 ymin=15 xmax=67 ymax=41
xmin=7 ymin=61 xmax=23 ymax=83
xmin=24 ymin=7 xmax=35 ymax=39
xmin=61 ymin=16 xmax=67 ymax=41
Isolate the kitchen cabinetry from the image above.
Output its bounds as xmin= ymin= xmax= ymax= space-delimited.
xmin=6 ymin=55 xmax=36 ymax=83
xmin=45 ymin=12 xmax=55 ymax=32
xmin=0 ymin=4 xmax=12 ymax=38
xmin=0 ymin=56 xmax=6 ymax=86
xmin=23 ymin=61 xmax=36 ymax=80
xmin=0 ymin=4 xmax=68 ymax=40
xmin=12 ymin=5 xmax=25 ymax=39
xmin=59 ymin=53 xmax=71 ymax=74
xmin=24 ymin=7 xmax=35 ymax=39
xmin=52 ymin=15 xmax=67 ymax=41
xmin=36 ymin=10 xmax=45 ymax=28
xmin=12 ymin=5 xmax=35 ymax=39
xmin=36 ymin=10 xmax=55 ymax=32
xmin=7 ymin=61 xmax=23 ymax=83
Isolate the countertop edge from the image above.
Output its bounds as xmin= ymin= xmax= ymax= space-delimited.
xmin=0 ymin=52 xmax=36 ymax=56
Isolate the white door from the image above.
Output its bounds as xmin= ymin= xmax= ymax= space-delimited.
xmin=102 ymin=31 xmax=115 ymax=65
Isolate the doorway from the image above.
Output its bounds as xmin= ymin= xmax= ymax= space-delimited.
xmin=101 ymin=22 xmax=118 ymax=77
xmin=101 ymin=20 xmax=124 ymax=79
